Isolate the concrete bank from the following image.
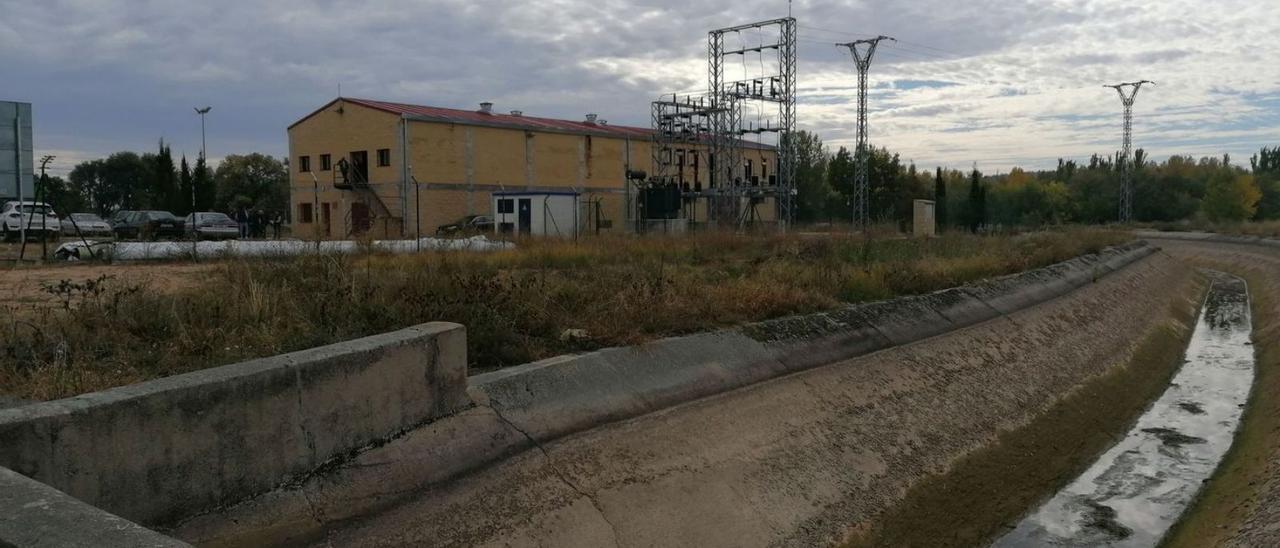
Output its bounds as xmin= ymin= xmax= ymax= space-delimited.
xmin=173 ymin=241 xmax=1159 ymax=546
xmin=1153 ymin=238 xmax=1280 ymax=548
xmin=0 ymin=467 xmax=191 ymax=548
xmin=290 ymin=246 xmax=1197 ymax=547
xmin=0 ymin=322 xmax=467 ymax=529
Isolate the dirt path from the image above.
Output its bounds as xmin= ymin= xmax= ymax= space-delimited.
xmin=0 ymin=262 xmax=216 ymax=311
xmin=174 ymin=251 xmax=1197 ymax=547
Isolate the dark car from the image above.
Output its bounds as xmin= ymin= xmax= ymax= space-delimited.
xmin=108 ymin=210 xmax=135 ymax=228
xmin=435 ymin=215 xmax=494 ymax=236
xmin=113 ymin=210 xmax=185 ymax=240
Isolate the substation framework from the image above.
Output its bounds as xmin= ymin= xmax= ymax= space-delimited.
xmin=650 ymin=17 xmax=797 ymax=228
xmin=1105 ymin=80 xmax=1154 ymax=224
xmin=711 ymin=17 xmax=797 ymax=226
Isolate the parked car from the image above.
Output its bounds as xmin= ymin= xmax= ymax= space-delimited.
xmin=108 ymin=210 xmax=135 ymax=228
xmin=435 ymin=214 xmax=494 ymax=236
xmin=184 ymin=212 xmax=240 ymax=240
xmin=113 ymin=210 xmax=184 ymax=240
xmin=60 ymin=213 xmax=114 ymax=237
xmin=1 ymin=201 xmax=60 ymax=242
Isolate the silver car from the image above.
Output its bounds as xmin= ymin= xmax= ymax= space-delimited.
xmin=1 ymin=201 xmax=60 ymax=242
xmin=60 ymin=213 xmax=114 ymax=237
xmin=185 ymin=212 xmax=240 ymax=240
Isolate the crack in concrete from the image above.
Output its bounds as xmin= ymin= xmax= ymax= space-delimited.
xmin=293 ymin=367 xmax=328 ymax=533
xmin=485 ymin=401 xmax=624 ymax=548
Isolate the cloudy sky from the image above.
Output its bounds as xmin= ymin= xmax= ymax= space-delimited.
xmin=2 ymin=0 xmax=1278 ymax=177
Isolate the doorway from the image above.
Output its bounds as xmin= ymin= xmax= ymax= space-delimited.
xmin=518 ymin=199 xmax=532 ymax=234
xmin=350 ymin=202 xmax=371 ymax=234
xmin=349 ymin=151 xmax=369 ymax=184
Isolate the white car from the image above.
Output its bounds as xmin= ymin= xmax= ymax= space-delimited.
xmin=1 ymin=201 xmax=60 ymax=242
xmin=60 ymin=213 xmax=114 ymax=237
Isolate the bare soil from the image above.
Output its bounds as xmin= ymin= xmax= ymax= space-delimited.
xmin=0 ymin=261 xmax=213 ymax=312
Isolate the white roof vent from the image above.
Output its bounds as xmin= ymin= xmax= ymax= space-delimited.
xmin=598 ymin=119 xmax=608 ymax=126
xmin=510 ymin=110 xmax=523 ymax=117
xmin=478 ymin=102 xmax=493 ymax=114
xmin=584 ymin=113 xmax=598 ymax=124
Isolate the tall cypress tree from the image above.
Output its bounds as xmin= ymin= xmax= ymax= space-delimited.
xmin=152 ymin=140 xmax=180 ymax=214
xmin=193 ymin=155 xmax=214 ymax=211
xmin=934 ymin=166 xmax=947 ymax=231
xmin=967 ymin=168 xmax=985 ymax=233
xmin=179 ymin=155 xmax=193 ymax=215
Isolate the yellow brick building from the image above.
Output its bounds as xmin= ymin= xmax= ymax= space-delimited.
xmin=286 ymin=97 xmax=777 ymax=238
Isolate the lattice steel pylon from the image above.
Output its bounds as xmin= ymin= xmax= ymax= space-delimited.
xmin=708 ymin=17 xmax=797 ymax=228
xmin=837 ymin=35 xmax=894 ymax=233
xmin=1105 ymin=80 xmax=1154 ymax=224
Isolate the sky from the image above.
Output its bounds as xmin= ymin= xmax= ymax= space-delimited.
xmin=2 ymin=0 xmax=1278 ymax=178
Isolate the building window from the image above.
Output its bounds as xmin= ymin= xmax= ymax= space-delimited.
xmin=320 ymin=154 xmax=331 ymax=171
xmin=377 ymin=148 xmax=391 ymax=167
xmin=298 ymin=203 xmax=314 ymax=223
xmin=745 ymin=159 xmax=754 ymax=178
xmin=299 ymin=155 xmax=311 ymax=172
xmin=497 ymin=199 xmax=514 ymax=214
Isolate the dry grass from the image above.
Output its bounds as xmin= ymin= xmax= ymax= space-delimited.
xmin=1 ymin=228 xmax=1129 ymax=401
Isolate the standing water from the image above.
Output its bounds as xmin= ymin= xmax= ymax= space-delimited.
xmin=994 ymin=272 xmax=1255 ymax=547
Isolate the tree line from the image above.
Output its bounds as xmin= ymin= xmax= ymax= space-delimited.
xmin=790 ymin=131 xmax=1280 ymax=230
xmin=41 ymin=141 xmax=290 ymax=217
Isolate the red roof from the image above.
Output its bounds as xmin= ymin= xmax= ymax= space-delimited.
xmin=290 ymin=97 xmax=775 ymax=150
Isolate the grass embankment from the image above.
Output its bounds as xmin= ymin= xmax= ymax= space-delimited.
xmin=1164 ymin=267 xmax=1279 ymax=547
xmin=0 ymin=229 xmax=1127 ymax=401
xmin=842 ymin=271 xmax=1207 ymax=548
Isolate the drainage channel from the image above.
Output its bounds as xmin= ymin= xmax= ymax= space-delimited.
xmin=993 ymin=272 xmax=1255 ymax=547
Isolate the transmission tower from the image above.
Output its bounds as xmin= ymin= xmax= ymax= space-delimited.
xmin=837 ymin=35 xmax=894 ymax=232
xmin=1105 ymin=80 xmax=1154 ymax=223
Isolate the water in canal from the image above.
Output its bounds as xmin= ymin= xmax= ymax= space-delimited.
xmin=994 ymin=272 xmax=1255 ymax=547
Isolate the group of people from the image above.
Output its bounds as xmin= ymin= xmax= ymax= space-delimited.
xmin=233 ymin=207 xmax=285 ymax=239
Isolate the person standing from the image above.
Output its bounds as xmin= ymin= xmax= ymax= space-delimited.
xmin=270 ymin=211 xmax=283 ymax=239
xmin=236 ymin=206 xmax=250 ymax=239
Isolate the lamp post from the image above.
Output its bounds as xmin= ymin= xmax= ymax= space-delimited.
xmin=193 ymin=106 xmax=211 ymax=213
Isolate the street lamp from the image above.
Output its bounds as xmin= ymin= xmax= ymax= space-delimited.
xmin=193 ymin=106 xmax=211 ymax=214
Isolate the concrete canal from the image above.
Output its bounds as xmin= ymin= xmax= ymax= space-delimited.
xmin=994 ymin=272 xmax=1255 ymax=547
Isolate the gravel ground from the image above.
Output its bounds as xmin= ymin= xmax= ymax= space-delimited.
xmin=252 ymin=251 xmax=1199 ymax=548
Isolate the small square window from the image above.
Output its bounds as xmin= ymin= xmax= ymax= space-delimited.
xmin=298 ymin=203 xmax=314 ymax=223
xmin=320 ymin=154 xmax=331 ymax=171
xmin=497 ymin=199 xmax=514 ymax=214
xmin=377 ymin=148 xmax=391 ymax=167
xmin=299 ymin=155 xmax=311 ymax=172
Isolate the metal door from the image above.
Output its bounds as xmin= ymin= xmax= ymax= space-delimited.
xmin=518 ymin=199 xmax=532 ymax=234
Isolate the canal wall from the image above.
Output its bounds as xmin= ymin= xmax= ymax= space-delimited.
xmin=0 ymin=321 xmax=468 ymax=537
xmin=250 ymin=244 xmax=1200 ymax=548
xmin=170 ymin=241 xmax=1171 ymax=546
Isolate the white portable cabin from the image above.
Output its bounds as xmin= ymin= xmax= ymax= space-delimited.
xmin=491 ymin=191 xmax=581 ymax=238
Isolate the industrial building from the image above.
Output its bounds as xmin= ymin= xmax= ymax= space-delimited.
xmin=286 ymin=97 xmax=777 ymax=239
xmin=0 ymin=101 xmax=34 ymax=201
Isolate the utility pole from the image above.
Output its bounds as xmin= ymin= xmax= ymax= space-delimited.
xmin=837 ymin=35 xmax=895 ymax=233
xmin=1104 ymin=81 xmax=1153 ymax=224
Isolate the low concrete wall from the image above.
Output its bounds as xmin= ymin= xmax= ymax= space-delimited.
xmin=0 ymin=466 xmax=190 ymax=548
xmin=0 ymin=322 xmax=468 ymax=527
xmin=1134 ymin=230 xmax=1280 ymax=250
xmin=474 ymin=241 xmax=1155 ymax=444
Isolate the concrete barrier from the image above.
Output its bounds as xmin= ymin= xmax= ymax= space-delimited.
xmin=474 ymin=241 xmax=1156 ymax=445
xmin=0 ymin=466 xmax=190 ymax=548
xmin=0 ymin=322 xmax=468 ymax=527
